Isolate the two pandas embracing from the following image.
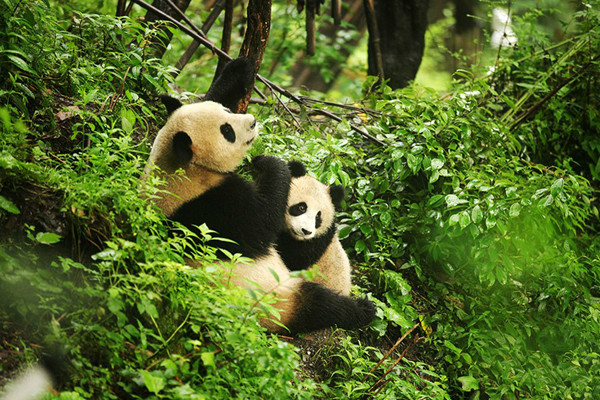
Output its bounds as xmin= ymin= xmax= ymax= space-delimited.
xmin=143 ymin=57 xmax=375 ymax=335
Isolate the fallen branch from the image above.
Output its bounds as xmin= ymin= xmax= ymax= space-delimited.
xmin=363 ymin=321 xmax=419 ymax=381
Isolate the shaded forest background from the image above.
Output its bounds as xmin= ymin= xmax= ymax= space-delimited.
xmin=1 ymin=0 xmax=599 ymax=399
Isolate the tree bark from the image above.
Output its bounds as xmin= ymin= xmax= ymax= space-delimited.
xmin=236 ymin=0 xmax=272 ymax=113
xmin=368 ymin=0 xmax=429 ymax=89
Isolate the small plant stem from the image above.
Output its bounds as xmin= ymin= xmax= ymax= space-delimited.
xmin=149 ymin=314 xmax=169 ymax=356
xmin=363 ymin=321 xmax=419 ymax=381
xmin=165 ymin=308 xmax=192 ymax=344
xmin=501 ymin=35 xmax=591 ymax=123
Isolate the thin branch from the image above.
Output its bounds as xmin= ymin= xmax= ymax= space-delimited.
xmin=163 ymin=0 xmax=207 ymax=39
xmin=271 ymin=87 xmax=304 ymax=132
xmin=313 ymin=108 xmax=385 ymax=145
xmin=368 ymin=336 xmax=418 ymax=394
xmin=129 ymin=0 xmax=384 ymax=145
xmin=174 ymin=0 xmax=226 ymax=73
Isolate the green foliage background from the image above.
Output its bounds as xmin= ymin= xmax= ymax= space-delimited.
xmin=1 ymin=0 xmax=599 ymax=399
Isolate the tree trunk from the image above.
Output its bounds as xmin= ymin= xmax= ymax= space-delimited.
xmin=368 ymin=0 xmax=429 ymax=89
xmin=236 ymin=0 xmax=272 ymax=113
xmin=144 ymin=0 xmax=192 ymax=59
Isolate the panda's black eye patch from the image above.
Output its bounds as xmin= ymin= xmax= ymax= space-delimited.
xmin=315 ymin=211 xmax=322 ymax=228
xmin=289 ymin=202 xmax=307 ymax=216
xmin=220 ymin=123 xmax=236 ymax=143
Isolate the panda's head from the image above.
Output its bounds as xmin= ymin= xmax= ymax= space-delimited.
xmin=285 ymin=161 xmax=344 ymax=241
xmin=147 ymin=57 xmax=259 ymax=174
xmin=151 ymin=100 xmax=258 ymax=173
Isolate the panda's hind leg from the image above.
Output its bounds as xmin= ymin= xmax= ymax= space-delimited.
xmin=283 ymin=281 xmax=375 ymax=334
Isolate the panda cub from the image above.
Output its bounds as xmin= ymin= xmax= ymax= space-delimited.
xmin=143 ymin=58 xmax=374 ymax=334
xmin=277 ymin=161 xmax=352 ymax=296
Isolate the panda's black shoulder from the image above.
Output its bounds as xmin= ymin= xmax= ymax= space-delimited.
xmin=170 ymin=173 xmax=276 ymax=259
xmin=173 ymin=173 xmax=257 ymax=220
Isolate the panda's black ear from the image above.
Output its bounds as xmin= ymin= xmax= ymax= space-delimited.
xmin=173 ymin=131 xmax=193 ymax=164
xmin=161 ymin=95 xmax=183 ymax=115
xmin=203 ymin=57 xmax=255 ymax=112
xmin=329 ymin=185 xmax=345 ymax=206
xmin=288 ymin=161 xmax=306 ymax=177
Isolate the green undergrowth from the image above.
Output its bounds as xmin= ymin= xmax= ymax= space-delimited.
xmin=1 ymin=0 xmax=600 ymax=399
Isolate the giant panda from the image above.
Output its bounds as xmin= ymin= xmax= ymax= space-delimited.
xmin=276 ymin=161 xmax=351 ymax=296
xmin=143 ymin=58 xmax=375 ymax=334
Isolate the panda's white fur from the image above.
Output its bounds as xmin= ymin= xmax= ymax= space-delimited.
xmin=143 ymin=58 xmax=374 ymax=334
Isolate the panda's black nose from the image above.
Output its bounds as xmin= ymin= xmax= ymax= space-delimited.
xmin=302 ymin=228 xmax=312 ymax=235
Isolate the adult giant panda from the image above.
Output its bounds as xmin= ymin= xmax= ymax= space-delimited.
xmin=143 ymin=58 xmax=375 ymax=334
xmin=276 ymin=161 xmax=352 ymax=296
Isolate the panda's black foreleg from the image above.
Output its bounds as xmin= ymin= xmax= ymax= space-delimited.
xmin=286 ymin=281 xmax=376 ymax=334
xmin=251 ymin=155 xmax=292 ymax=227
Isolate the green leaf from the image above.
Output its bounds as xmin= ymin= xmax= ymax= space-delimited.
xmin=431 ymin=158 xmax=444 ymax=170
xmin=471 ymin=205 xmax=483 ymax=224
xmin=459 ymin=211 xmax=471 ymax=228
xmin=337 ymin=225 xmax=352 ymax=240
xmin=140 ymin=370 xmax=165 ymax=394
xmin=35 ymin=232 xmax=61 ymax=245
xmin=458 ymin=375 xmax=479 ymax=391
xmin=509 ymin=203 xmax=522 ymax=218
xmin=7 ymin=54 xmax=36 ymax=74
xmin=550 ymin=178 xmax=564 ymax=196
xmin=0 ymin=195 xmax=20 ymax=214
xmin=355 ymin=240 xmax=367 ymax=253
xmin=427 ymin=194 xmax=445 ymax=207
xmin=445 ymin=194 xmax=466 ymax=208
xmin=201 ymin=351 xmax=215 ymax=368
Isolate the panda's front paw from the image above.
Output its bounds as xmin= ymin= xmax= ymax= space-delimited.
xmin=355 ymin=297 xmax=376 ymax=328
